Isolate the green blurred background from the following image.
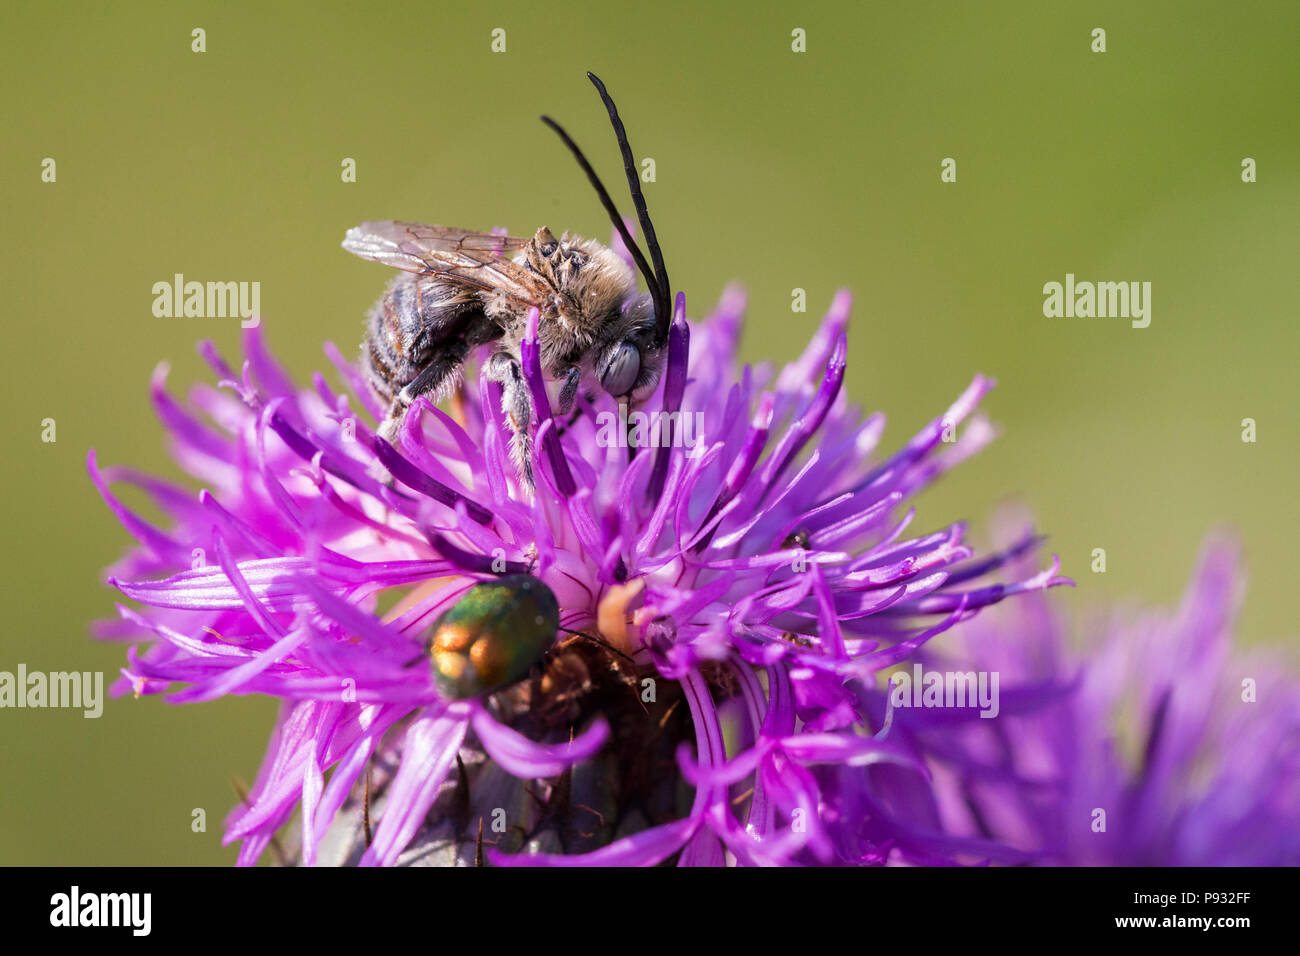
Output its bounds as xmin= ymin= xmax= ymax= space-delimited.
xmin=2 ymin=1 xmax=1296 ymax=863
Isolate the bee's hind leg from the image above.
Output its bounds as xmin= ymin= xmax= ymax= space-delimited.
xmin=484 ymin=351 xmax=534 ymax=489
xmin=379 ymin=353 xmax=467 ymax=446
xmin=376 ymin=409 xmax=404 ymax=446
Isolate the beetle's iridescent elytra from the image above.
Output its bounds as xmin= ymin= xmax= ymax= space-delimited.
xmin=429 ymin=574 xmax=560 ymax=699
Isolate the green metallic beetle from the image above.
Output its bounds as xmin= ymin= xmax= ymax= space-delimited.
xmin=428 ymin=574 xmax=560 ymax=699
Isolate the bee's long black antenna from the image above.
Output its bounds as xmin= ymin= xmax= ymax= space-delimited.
xmin=540 ymin=112 xmax=664 ymax=320
xmin=584 ymin=71 xmax=671 ymax=341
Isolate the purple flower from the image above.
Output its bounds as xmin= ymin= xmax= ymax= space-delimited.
xmin=909 ymin=522 xmax=1300 ymax=865
xmin=91 ymin=281 xmax=1068 ymax=866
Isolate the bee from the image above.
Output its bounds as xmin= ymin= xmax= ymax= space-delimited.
xmin=343 ymin=72 xmax=673 ymax=486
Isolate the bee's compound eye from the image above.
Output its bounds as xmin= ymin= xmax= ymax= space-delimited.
xmin=600 ymin=342 xmax=641 ymax=397
xmin=540 ymin=241 xmax=558 ymax=257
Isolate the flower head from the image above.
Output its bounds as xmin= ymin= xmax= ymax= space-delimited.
xmin=911 ymin=524 xmax=1300 ymax=865
xmin=92 ymin=283 xmax=1068 ymax=866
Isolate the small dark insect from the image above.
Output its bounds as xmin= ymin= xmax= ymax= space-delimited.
xmin=344 ymin=72 xmax=673 ymax=487
xmin=782 ymin=528 xmax=812 ymax=550
xmin=780 ymin=527 xmax=815 ymax=648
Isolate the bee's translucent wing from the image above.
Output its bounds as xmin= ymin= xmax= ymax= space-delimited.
xmin=342 ymin=221 xmax=546 ymax=309
xmin=342 ymin=221 xmax=529 ymax=270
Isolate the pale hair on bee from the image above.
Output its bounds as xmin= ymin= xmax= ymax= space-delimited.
xmin=342 ymin=72 xmax=673 ymax=488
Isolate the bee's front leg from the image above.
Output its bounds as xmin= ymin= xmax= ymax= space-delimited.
xmin=558 ymin=388 xmax=597 ymax=438
xmin=484 ymin=351 xmax=534 ymax=490
xmin=558 ymin=367 xmax=581 ymax=415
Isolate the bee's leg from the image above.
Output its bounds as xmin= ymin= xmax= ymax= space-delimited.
xmin=377 ymin=409 xmax=404 ymax=446
xmin=484 ymin=351 xmax=534 ymax=488
xmin=558 ymin=390 xmax=597 ymax=438
xmin=557 ymin=367 xmax=581 ymax=415
xmin=378 ymin=353 xmax=467 ymax=445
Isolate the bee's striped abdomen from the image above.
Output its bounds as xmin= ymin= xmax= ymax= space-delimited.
xmin=361 ymin=273 xmax=502 ymax=410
